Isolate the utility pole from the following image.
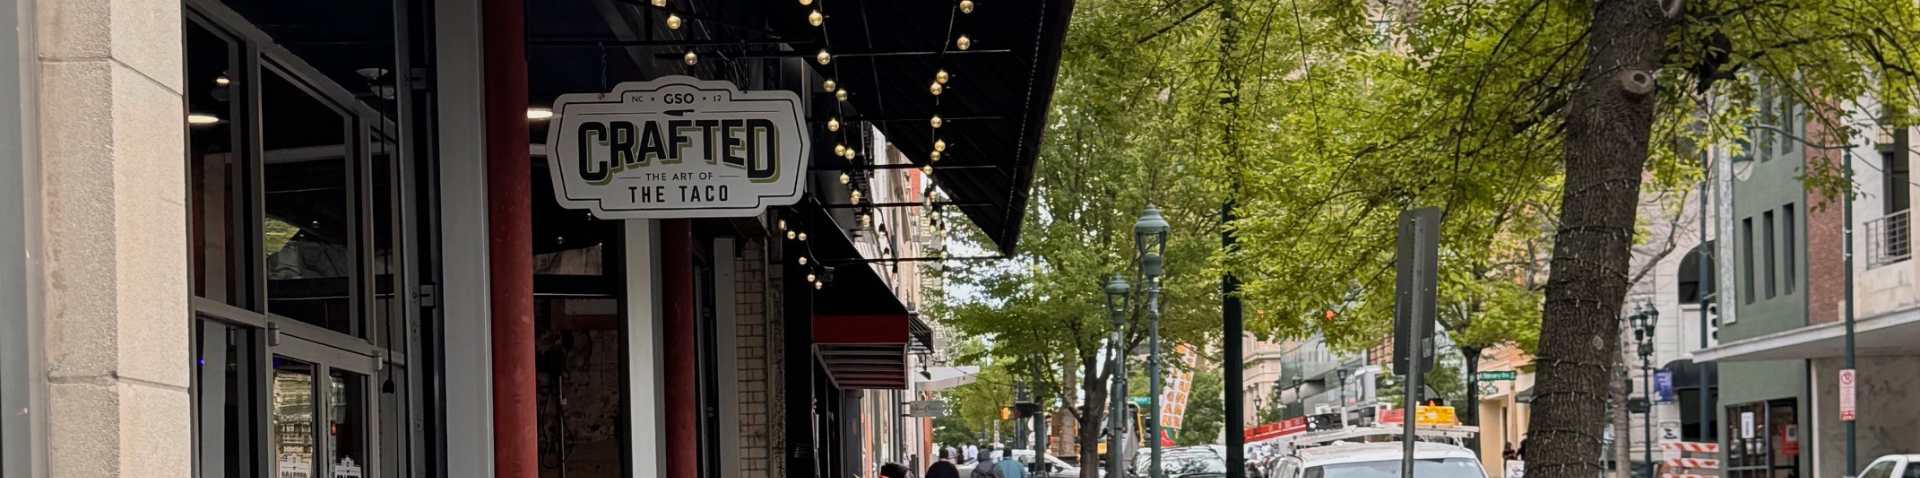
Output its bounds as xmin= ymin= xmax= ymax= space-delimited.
xmin=1218 ymin=0 xmax=1247 ymax=474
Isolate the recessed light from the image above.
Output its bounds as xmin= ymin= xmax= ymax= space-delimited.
xmin=527 ymin=107 xmax=555 ymax=120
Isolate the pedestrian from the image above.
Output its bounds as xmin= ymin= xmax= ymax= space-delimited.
xmin=1503 ymin=442 xmax=1517 ymax=462
xmin=926 ymin=448 xmax=961 ymax=478
xmin=881 ymin=462 xmax=910 ymax=478
xmin=970 ymin=450 xmax=998 ymax=478
xmin=965 ymin=444 xmax=979 ymax=464
xmin=992 ymin=445 xmax=1026 ymax=478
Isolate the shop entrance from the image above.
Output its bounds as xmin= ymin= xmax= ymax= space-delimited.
xmin=1725 ymin=399 xmax=1800 ymax=478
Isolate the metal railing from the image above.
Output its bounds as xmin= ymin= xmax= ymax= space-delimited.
xmin=1866 ymin=210 xmax=1912 ymax=269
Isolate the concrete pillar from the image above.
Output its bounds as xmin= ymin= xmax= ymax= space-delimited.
xmin=32 ymin=0 xmax=190 ymax=475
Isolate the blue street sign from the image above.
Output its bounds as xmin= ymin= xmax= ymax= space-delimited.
xmin=1654 ymin=370 xmax=1675 ymax=402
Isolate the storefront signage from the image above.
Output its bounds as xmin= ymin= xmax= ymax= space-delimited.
xmin=544 ymin=76 xmax=810 ymax=219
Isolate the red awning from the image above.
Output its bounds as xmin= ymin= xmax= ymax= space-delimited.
xmin=814 ymin=314 xmax=910 ymax=390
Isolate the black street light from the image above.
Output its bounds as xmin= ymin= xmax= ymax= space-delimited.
xmin=1134 ymin=205 xmax=1170 ymax=478
xmin=1104 ymin=274 xmax=1131 ymax=478
xmin=1628 ymin=303 xmax=1660 ymax=478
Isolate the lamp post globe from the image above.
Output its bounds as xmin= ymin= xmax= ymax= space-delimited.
xmin=1105 ymin=274 xmax=1131 ymax=325
xmin=1134 ymin=205 xmax=1171 ymax=273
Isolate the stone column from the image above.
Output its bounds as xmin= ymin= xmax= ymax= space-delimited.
xmin=34 ymin=0 xmax=190 ymax=475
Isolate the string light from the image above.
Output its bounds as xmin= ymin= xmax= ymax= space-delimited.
xmin=860 ymin=213 xmax=873 ymax=228
xmin=823 ymin=79 xmax=838 ymax=93
xmin=809 ymin=10 xmax=824 ymax=27
xmin=779 ymin=219 xmax=788 ymax=231
xmin=930 ymin=115 xmax=944 ymax=129
xmin=936 ymin=69 xmax=951 ymax=84
xmin=787 ymin=230 xmax=797 ymax=240
xmin=840 ymin=172 xmax=852 ymax=184
xmin=651 ymin=0 xmax=666 ymax=6
xmin=960 ymin=0 xmax=974 ymax=13
xmin=850 ymin=190 xmax=863 ymax=204
xmin=799 ymin=0 xmax=811 ymax=5
xmin=828 ymin=117 xmax=841 ymax=132
xmin=843 ymin=147 xmax=856 ymax=159
xmin=929 ymin=81 xmax=944 ymax=96
xmin=930 ymin=150 xmax=942 ymax=162
xmin=934 ymin=139 xmax=948 ymax=152
xmin=683 ymin=50 xmax=699 ymax=65
xmin=799 ymin=232 xmax=809 ymax=241
xmin=921 ymin=164 xmax=934 ymax=175
xmin=835 ymin=144 xmax=849 ymax=157
xmin=956 ymin=35 xmax=972 ymax=50
xmin=798 ymin=256 xmax=809 ymax=265
xmin=815 ymin=281 xmax=825 ymax=290
xmin=667 ymin=14 xmax=683 ymax=29
xmin=836 ymin=88 xmax=849 ymax=102
xmin=816 ymin=49 xmax=832 ymax=65
xmin=808 ymin=272 xmax=818 ymax=283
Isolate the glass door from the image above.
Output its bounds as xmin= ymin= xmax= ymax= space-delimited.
xmin=271 ymin=335 xmax=378 ymax=478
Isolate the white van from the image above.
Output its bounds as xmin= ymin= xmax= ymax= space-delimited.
xmin=1262 ymin=442 xmax=1487 ymax=478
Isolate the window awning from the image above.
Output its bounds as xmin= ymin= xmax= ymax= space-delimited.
xmin=1693 ymin=307 xmax=1920 ymax=362
xmin=814 ymin=314 xmax=911 ymax=389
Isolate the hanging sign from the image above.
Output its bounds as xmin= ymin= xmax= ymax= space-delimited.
xmin=1654 ymin=370 xmax=1675 ymax=402
xmin=545 ymin=76 xmax=811 ymax=219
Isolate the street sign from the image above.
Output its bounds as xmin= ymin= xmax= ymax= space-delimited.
xmin=1839 ymin=369 xmax=1857 ymax=421
xmin=1393 ymin=208 xmax=1441 ymax=375
xmin=1654 ymin=370 xmax=1675 ymax=402
xmin=1477 ymin=371 xmax=1517 ymax=382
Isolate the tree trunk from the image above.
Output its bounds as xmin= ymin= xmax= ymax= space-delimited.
xmin=1081 ymin=357 xmax=1108 ymax=478
xmin=1527 ymin=1 xmax=1672 ymax=478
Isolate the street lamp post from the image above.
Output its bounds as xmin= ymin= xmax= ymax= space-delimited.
xmin=1105 ymin=275 xmax=1131 ymax=478
xmin=1135 ymin=205 xmax=1171 ymax=478
xmin=1630 ymin=304 xmax=1660 ymax=478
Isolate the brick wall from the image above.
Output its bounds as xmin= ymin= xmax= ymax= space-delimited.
xmin=1807 ymin=109 xmax=1846 ymax=325
xmin=736 ymin=237 xmax=786 ymax=478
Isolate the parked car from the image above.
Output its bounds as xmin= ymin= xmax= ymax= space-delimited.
xmin=1262 ymin=441 xmax=1486 ymax=478
xmin=1011 ymin=449 xmax=1102 ymax=478
xmin=1860 ymin=454 xmax=1920 ymax=478
xmin=1130 ymin=446 xmax=1229 ymax=478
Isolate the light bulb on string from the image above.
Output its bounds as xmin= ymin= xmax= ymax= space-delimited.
xmin=798 ymin=256 xmax=809 ymax=266
xmin=960 ymin=0 xmax=974 ymax=13
xmin=666 ymin=14 xmax=682 ymax=29
xmin=814 ymin=281 xmax=824 ymax=290
xmin=651 ymin=0 xmax=665 ymax=6
xmin=934 ymin=139 xmax=947 ymax=152
xmin=956 ymin=35 xmax=972 ymax=50
xmin=778 ymin=219 xmax=787 ymax=231
xmin=809 ymin=10 xmax=824 ymax=27
xmin=835 ymin=88 xmax=849 ymax=102
xmin=816 ymin=49 xmax=832 ymax=65
xmin=921 ymin=164 xmax=934 ymax=175
xmin=930 ymin=115 xmax=943 ymax=129
xmin=683 ymin=50 xmax=699 ymax=65
xmin=850 ymin=190 xmax=863 ymax=204
xmin=929 ymin=150 xmax=942 ymax=162
xmin=843 ymin=147 xmax=856 ymax=159
xmin=823 ymin=79 xmax=837 ymax=93
xmin=839 ymin=172 xmax=851 ymax=184
xmin=787 ymin=230 xmax=797 ymax=240
xmin=929 ymin=81 xmax=943 ymax=96
xmin=799 ymin=232 xmax=809 ymax=241
xmin=860 ymin=213 xmax=872 ymax=228
xmin=834 ymin=144 xmax=848 ymax=157
xmin=936 ymin=69 xmax=951 ymax=84
xmin=827 ymin=117 xmax=841 ymax=132
xmin=799 ymin=0 xmax=811 ymax=5
xmin=807 ymin=272 xmax=817 ymax=283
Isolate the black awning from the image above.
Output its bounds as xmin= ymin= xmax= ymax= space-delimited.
xmin=775 ymin=0 xmax=1075 ymax=253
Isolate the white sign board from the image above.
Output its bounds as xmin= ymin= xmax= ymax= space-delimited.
xmin=545 ymin=76 xmax=810 ymax=219
xmin=1840 ymin=368 xmax=1857 ymax=421
xmin=1505 ymin=460 xmax=1525 ymax=478
xmin=1740 ymin=411 xmax=1755 ymax=439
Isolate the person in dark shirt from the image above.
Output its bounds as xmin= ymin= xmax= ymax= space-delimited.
xmin=926 ymin=448 xmax=961 ymax=478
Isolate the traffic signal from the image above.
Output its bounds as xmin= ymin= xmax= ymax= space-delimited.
xmin=999 ymin=407 xmax=1013 ymax=421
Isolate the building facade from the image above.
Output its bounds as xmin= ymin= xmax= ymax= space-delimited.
xmin=0 ymin=1 xmax=1072 ymax=478
xmin=1698 ymin=89 xmax=1920 ymax=478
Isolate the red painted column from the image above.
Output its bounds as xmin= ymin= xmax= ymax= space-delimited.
xmin=480 ymin=0 xmax=534 ymax=474
xmin=661 ymin=220 xmax=699 ymax=477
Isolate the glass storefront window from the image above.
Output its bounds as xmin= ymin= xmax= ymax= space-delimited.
xmin=329 ymin=370 xmax=369 ymax=478
xmin=273 ymin=359 xmax=318 ymax=478
xmin=261 ymin=66 xmax=355 ymax=335
xmin=188 ymin=19 xmax=250 ymax=308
